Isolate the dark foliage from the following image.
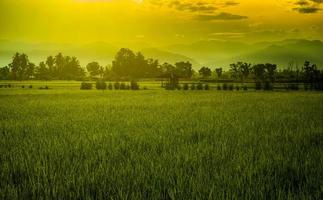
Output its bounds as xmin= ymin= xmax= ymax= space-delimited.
xmin=80 ymin=82 xmax=92 ymax=90
xmin=96 ymin=81 xmax=107 ymax=90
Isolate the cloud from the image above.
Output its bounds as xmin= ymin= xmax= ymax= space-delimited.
xmin=147 ymin=0 xmax=240 ymax=14
xmin=293 ymin=0 xmax=323 ymax=13
xmin=195 ymin=12 xmax=248 ymax=21
xmin=223 ymin=1 xmax=239 ymax=7
xmin=167 ymin=1 xmax=217 ymax=13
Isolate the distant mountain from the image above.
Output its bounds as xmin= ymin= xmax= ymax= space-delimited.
xmin=162 ymin=39 xmax=323 ymax=69
xmin=1 ymin=39 xmax=323 ymax=70
xmin=141 ymin=48 xmax=199 ymax=66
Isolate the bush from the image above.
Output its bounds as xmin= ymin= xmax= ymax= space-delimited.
xmin=0 ymin=85 xmax=2 ymax=88
xmin=126 ymin=84 xmax=130 ymax=90
xmin=222 ymin=83 xmax=228 ymax=90
xmin=8 ymin=84 xmax=11 ymax=88
xmin=217 ymin=85 xmax=222 ymax=90
xmin=29 ymin=85 xmax=33 ymax=89
xmin=108 ymin=83 xmax=113 ymax=90
xmin=255 ymin=82 xmax=262 ymax=90
xmin=183 ymin=83 xmax=189 ymax=90
xmin=120 ymin=82 xmax=126 ymax=90
xmin=264 ymin=82 xmax=273 ymax=90
xmin=197 ymin=83 xmax=203 ymax=90
xmin=204 ymin=84 xmax=210 ymax=90
xmin=114 ymin=82 xmax=120 ymax=90
xmin=236 ymin=86 xmax=240 ymax=91
xmin=176 ymin=85 xmax=182 ymax=90
xmin=131 ymin=81 xmax=139 ymax=90
xmin=243 ymin=85 xmax=248 ymax=91
xmin=39 ymin=86 xmax=49 ymax=90
xmin=228 ymin=84 xmax=233 ymax=91
xmin=80 ymin=82 xmax=92 ymax=90
xmin=96 ymin=81 xmax=107 ymax=90
xmin=21 ymin=85 xmax=25 ymax=89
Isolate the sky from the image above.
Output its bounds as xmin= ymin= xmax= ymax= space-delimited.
xmin=0 ymin=0 xmax=323 ymax=45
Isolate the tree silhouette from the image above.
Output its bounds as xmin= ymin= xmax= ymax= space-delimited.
xmin=175 ymin=61 xmax=193 ymax=78
xmin=8 ymin=53 xmax=35 ymax=80
xmin=86 ymin=62 xmax=101 ymax=79
xmin=199 ymin=66 xmax=212 ymax=78
xmin=215 ymin=68 xmax=223 ymax=79
xmin=35 ymin=62 xmax=50 ymax=80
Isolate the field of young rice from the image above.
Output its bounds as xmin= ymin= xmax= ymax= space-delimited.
xmin=0 ymin=87 xmax=323 ymax=199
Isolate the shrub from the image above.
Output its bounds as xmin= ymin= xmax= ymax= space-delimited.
xmin=217 ymin=85 xmax=222 ymax=90
xmin=126 ymin=84 xmax=130 ymax=90
xmin=96 ymin=81 xmax=107 ymax=90
xmin=255 ymin=82 xmax=262 ymax=90
xmin=8 ymin=84 xmax=11 ymax=88
xmin=243 ymin=85 xmax=248 ymax=91
xmin=21 ymin=85 xmax=25 ymax=89
xmin=204 ymin=84 xmax=210 ymax=90
xmin=197 ymin=83 xmax=203 ymax=90
xmin=80 ymin=82 xmax=92 ymax=90
xmin=120 ymin=82 xmax=126 ymax=90
xmin=183 ymin=83 xmax=189 ymax=90
xmin=131 ymin=81 xmax=139 ymax=90
xmin=236 ymin=86 xmax=240 ymax=91
xmin=0 ymin=85 xmax=2 ymax=88
xmin=222 ymin=83 xmax=228 ymax=90
xmin=39 ymin=86 xmax=49 ymax=90
xmin=114 ymin=82 xmax=120 ymax=90
xmin=29 ymin=85 xmax=33 ymax=89
xmin=228 ymin=84 xmax=233 ymax=91
xmin=108 ymin=83 xmax=113 ymax=90
xmin=264 ymin=82 xmax=273 ymax=90
xmin=190 ymin=84 xmax=196 ymax=90
xmin=143 ymin=86 xmax=148 ymax=90
xmin=176 ymin=85 xmax=182 ymax=90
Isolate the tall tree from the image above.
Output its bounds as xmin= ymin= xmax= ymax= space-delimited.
xmin=8 ymin=53 xmax=34 ymax=80
xmin=175 ymin=61 xmax=193 ymax=78
xmin=86 ymin=62 xmax=101 ymax=79
xmin=112 ymin=48 xmax=137 ymax=78
xmin=215 ymin=68 xmax=223 ymax=79
xmin=199 ymin=66 xmax=212 ymax=78
xmin=35 ymin=62 xmax=50 ymax=80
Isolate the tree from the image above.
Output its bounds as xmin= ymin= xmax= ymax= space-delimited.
xmin=303 ymin=61 xmax=320 ymax=89
xmin=265 ymin=63 xmax=277 ymax=83
xmin=198 ymin=66 xmax=212 ymax=78
xmin=230 ymin=62 xmax=251 ymax=83
xmin=252 ymin=64 xmax=266 ymax=82
xmin=215 ymin=68 xmax=222 ymax=79
xmin=239 ymin=62 xmax=251 ymax=83
xmin=35 ymin=62 xmax=50 ymax=80
xmin=55 ymin=53 xmax=65 ymax=79
xmin=86 ymin=62 xmax=101 ymax=79
xmin=8 ymin=53 xmax=34 ymax=80
xmin=46 ymin=56 xmax=55 ymax=77
xmin=112 ymin=48 xmax=137 ymax=78
xmin=0 ymin=66 xmax=10 ymax=80
xmin=175 ymin=61 xmax=193 ymax=78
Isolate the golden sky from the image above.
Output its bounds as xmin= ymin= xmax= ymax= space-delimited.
xmin=1 ymin=0 xmax=323 ymax=45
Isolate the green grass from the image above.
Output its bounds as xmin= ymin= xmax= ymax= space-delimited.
xmin=0 ymin=86 xmax=323 ymax=199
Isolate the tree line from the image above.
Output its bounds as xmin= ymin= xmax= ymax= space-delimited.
xmin=0 ymin=48 xmax=322 ymax=90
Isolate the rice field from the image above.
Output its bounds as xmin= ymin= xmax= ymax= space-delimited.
xmin=0 ymin=82 xmax=323 ymax=199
